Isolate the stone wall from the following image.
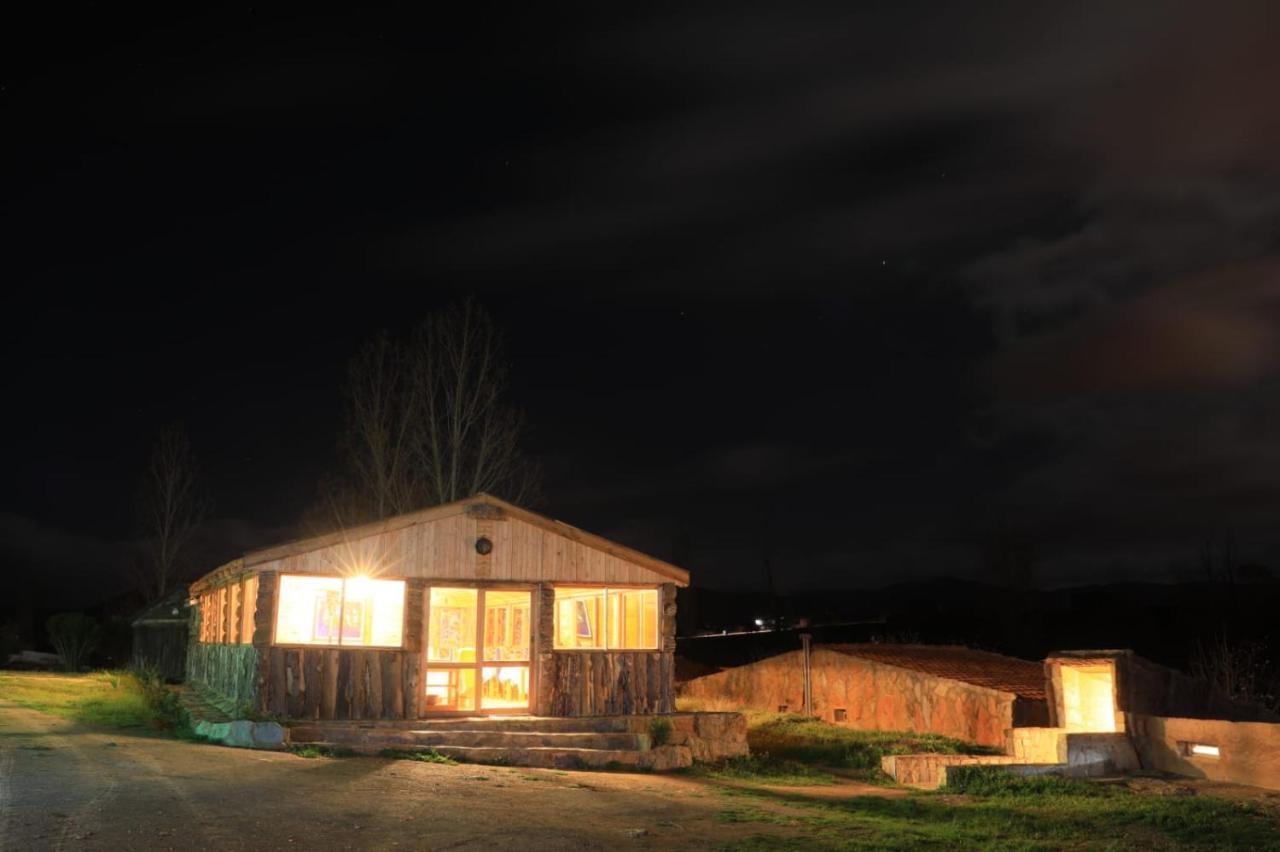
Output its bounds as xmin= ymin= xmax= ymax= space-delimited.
xmin=1130 ymin=714 xmax=1280 ymax=791
xmin=1007 ymin=727 xmax=1066 ymax=763
xmin=881 ymin=754 xmax=1018 ymax=788
xmin=680 ymin=648 xmax=1018 ymax=748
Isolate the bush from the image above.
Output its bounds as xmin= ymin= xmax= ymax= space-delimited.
xmin=649 ymin=715 xmax=673 ymax=747
xmin=133 ymin=666 xmax=192 ymax=733
xmin=46 ymin=613 xmax=101 ymax=671
xmin=0 ymin=618 xmax=22 ymax=661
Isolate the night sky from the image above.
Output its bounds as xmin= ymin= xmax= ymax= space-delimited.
xmin=4 ymin=3 xmax=1280 ymax=608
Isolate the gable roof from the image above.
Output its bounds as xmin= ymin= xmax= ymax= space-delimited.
xmin=823 ymin=643 xmax=1047 ymax=701
xmin=192 ymin=493 xmax=689 ymax=592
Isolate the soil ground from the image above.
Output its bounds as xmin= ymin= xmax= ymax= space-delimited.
xmin=0 ymin=698 xmax=823 ymax=851
xmin=5 ymin=693 xmax=1280 ymax=850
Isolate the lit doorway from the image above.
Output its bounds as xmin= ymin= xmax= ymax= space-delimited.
xmin=1060 ymin=665 xmax=1116 ymax=732
xmin=424 ymin=587 xmax=532 ymax=714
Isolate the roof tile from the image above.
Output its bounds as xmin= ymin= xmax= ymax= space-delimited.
xmin=821 ymin=643 xmax=1047 ymax=700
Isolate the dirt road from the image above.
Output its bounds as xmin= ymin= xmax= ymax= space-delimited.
xmin=0 ymin=699 xmax=802 ymax=851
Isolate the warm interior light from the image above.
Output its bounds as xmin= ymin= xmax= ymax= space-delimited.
xmin=344 ymin=575 xmax=372 ymax=597
xmin=1061 ymin=664 xmax=1117 ymax=732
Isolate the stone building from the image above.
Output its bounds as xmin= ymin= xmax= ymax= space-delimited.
xmin=679 ymin=643 xmax=1049 ymax=748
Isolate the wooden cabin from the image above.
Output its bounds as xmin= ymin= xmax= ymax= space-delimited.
xmin=186 ymin=494 xmax=688 ymax=721
xmin=131 ymin=587 xmax=191 ymax=682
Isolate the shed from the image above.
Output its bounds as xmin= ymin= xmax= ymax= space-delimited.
xmin=679 ymin=643 xmax=1049 ymax=748
xmin=131 ymin=587 xmax=191 ymax=681
xmin=186 ymin=494 xmax=688 ymax=721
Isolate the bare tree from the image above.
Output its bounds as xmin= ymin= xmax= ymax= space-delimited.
xmin=411 ymin=298 xmax=538 ymax=507
xmin=136 ymin=424 xmax=208 ymax=600
xmin=328 ymin=299 xmax=539 ymax=526
xmin=1191 ymin=632 xmax=1280 ymax=714
xmin=343 ymin=332 xmax=420 ymax=520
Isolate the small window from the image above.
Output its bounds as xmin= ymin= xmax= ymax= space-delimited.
xmin=274 ymin=575 xmax=405 ymax=647
xmin=833 ymin=708 xmax=848 ymax=722
xmin=553 ymin=587 xmax=659 ymax=650
xmin=778 ymin=705 xmax=789 ymax=713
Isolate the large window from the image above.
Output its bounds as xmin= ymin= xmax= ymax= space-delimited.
xmin=274 ymin=575 xmax=405 ymax=647
xmin=553 ymin=587 xmax=658 ymax=650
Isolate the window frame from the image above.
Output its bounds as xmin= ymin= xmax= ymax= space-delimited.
xmin=551 ymin=584 xmax=661 ymax=652
xmin=422 ymin=584 xmax=536 ymax=714
xmin=271 ymin=573 xmax=409 ymax=650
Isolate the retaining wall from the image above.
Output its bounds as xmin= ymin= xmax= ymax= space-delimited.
xmin=1130 ymin=714 xmax=1280 ymax=791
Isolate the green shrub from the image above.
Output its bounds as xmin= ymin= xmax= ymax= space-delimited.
xmin=649 ymin=715 xmax=673 ymax=747
xmin=46 ymin=613 xmax=101 ymax=671
xmin=133 ymin=666 xmax=193 ymax=734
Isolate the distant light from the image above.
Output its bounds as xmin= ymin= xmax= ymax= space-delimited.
xmin=754 ymin=618 xmax=764 ymax=627
xmin=1190 ymin=743 xmax=1220 ymax=758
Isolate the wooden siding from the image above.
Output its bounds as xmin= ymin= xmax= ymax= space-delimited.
xmin=542 ymin=651 xmax=675 ymax=716
xmin=258 ymin=647 xmax=419 ymax=720
xmin=132 ymin=624 xmax=187 ymax=682
xmin=251 ymin=514 xmax=668 ymax=585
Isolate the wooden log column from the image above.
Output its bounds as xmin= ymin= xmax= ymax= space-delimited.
xmin=252 ymin=571 xmax=278 ymax=715
xmin=534 ymin=582 xmax=556 ymax=715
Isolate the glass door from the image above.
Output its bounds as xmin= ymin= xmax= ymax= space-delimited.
xmin=424 ymin=587 xmax=531 ymax=714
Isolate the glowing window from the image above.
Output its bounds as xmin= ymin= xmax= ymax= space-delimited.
xmin=553 ymin=587 xmax=659 ymax=650
xmin=274 ymin=575 xmax=405 ymax=647
xmin=240 ymin=575 xmax=259 ymax=644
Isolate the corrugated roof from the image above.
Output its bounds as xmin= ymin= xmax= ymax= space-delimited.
xmin=823 ymin=643 xmax=1047 ymax=700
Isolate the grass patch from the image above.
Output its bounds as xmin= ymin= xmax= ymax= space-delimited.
xmin=692 ymin=754 xmax=839 ymax=786
xmin=712 ymin=778 xmax=1280 ymax=850
xmin=942 ymin=765 xmax=1108 ymax=798
xmin=288 ymin=744 xmax=355 ymax=759
xmin=378 ymin=747 xmax=457 ymax=765
xmin=747 ymin=714 xmax=996 ymax=771
xmin=0 ymin=670 xmax=182 ymax=732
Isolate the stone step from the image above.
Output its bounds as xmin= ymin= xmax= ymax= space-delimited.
xmin=410 ymin=730 xmax=647 ymax=750
xmin=288 ymin=725 xmax=420 ymax=746
xmin=426 ymin=745 xmax=649 ymax=769
xmin=412 ymin=716 xmax=635 ymax=733
xmin=289 ymin=716 xmax=635 ymax=741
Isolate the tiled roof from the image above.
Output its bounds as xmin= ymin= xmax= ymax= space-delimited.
xmin=822 ymin=644 xmax=1047 ymax=700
